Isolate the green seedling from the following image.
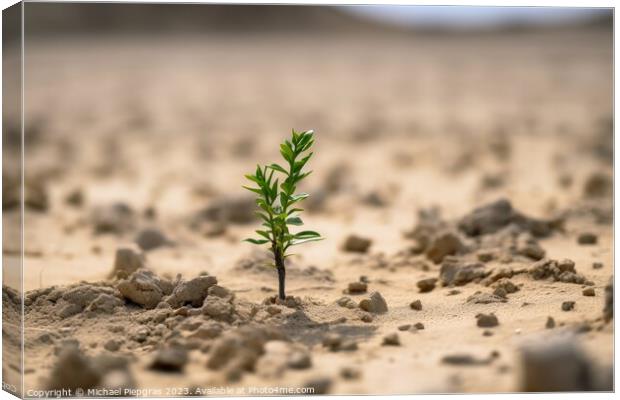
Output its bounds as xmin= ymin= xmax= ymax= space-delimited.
xmin=243 ymin=129 xmax=323 ymax=300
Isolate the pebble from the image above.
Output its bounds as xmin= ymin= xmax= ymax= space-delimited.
xmin=410 ymin=300 xmax=422 ymax=311
xmin=382 ymin=333 xmax=400 ymax=346
xmin=582 ymin=288 xmax=595 ymax=297
xmin=342 ymin=235 xmax=372 ymax=253
xmin=476 ymin=313 xmax=499 ymax=328
xmin=416 ymin=278 xmax=437 ymax=293
xmin=561 ymin=301 xmax=575 ymax=311
xmin=577 ymin=232 xmax=597 ymax=245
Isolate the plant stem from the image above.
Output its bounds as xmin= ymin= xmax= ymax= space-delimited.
xmin=274 ymin=247 xmax=286 ymax=300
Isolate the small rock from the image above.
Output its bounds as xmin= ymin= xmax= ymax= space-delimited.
xmin=476 ymin=313 xmax=499 ymax=328
xmin=467 ymin=291 xmax=507 ymax=304
xmin=266 ymin=305 xmax=282 ymax=315
xmin=336 ymin=296 xmax=357 ymax=309
xmin=134 ymin=228 xmax=171 ymax=251
xmin=360 ymin=313 xmax=373 ymax=323
xmin=104 ymin=339 xmax=123 ymax=352
xmin=167 ymin=275 xmax=218 ymax=308
xmin=47 ymin=345 xmax=100 ymax=390
xmin=582 ymin=288 xmax=595 ymax=297
xmin=561 ymin=301 xmax=575 ymax=311
xmin=65 ymin=188 xmax=84 ymax=207
xmin=425 ymin=231 xmax=463 ymax=264
xmin=86 ymin=294 xmax=123 ymax=314
xmin=583 ymin=172 xmax=612 ymax=198
xmin=477 ymin=250 xmax=495 ymax=263
xmin=92 ymin=203 xmax=134 ymax=234
xmin=288 ymin=351 xmax=312 ymax=369
xmin=188 ymin=322 xmax=223 ymax=340
xmin=382 ymin=333 xmax=400 ymax=346
xmin=342 ymin=235 xmax=372 ymax=253
xmin=520 ymin=335 xmax=600 ymax=391
xmin=340 ymin=367 xmax=361 ymax=380
xmin=117 ymin=269 xmax=170 ymax=309
xmin=413 ymin=322 xmax=425 ymax=330
xmin=417 ymin=278 xmax=437 ymax=293
xmin=520 ymin=242 xmax=546 ymax=260
xmin=322 ymin=334 xmax=342 ymax=352
xmin=202 ymin=297 xmax=234 ymax=322
xmin=150 ymin=344 xmax=188 ymax=372
xmin=398 ymin=324 xmax=411 ymax=331
xmin=441 ymin=354 xmax=490 ymax=366
xmin=358 ymin=291 xmax=388 ymax=314
xmin=592 ymin=262 xmax=603 ymax=269
xmin=458 ymin=199 xmax=514 ymax=236
xmin=109 ymin=245 xmax=145 ymax=280
xmin=347 ymin=281 xmax=368 ymax=294
xmin=440 ymin=260 xmax=488 ymax=286
xmin=577 ymin=233 xmax=597 ymax=245
xmin=546 ymin=317 xmax=555 ymax=329
xmin=410 ymin=300 xmax=422 ymax=310
xmin=483 ymin=330 xmax=493 ymax=337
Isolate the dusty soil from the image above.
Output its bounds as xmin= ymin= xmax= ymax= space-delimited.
xmin=2 ymin=26 xmax=613 ymax=395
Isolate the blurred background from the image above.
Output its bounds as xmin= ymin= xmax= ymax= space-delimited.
xmin=3 ymin=3 xmax=612 ymax=285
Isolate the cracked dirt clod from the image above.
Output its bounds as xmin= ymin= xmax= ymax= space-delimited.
xmin=166 ymin=275 xmax=218 ymax=308
xmin=528 ymin=258 xmax=588 ymax=284
xmin=440 ymin=260 xmax=488 ymax=286
xmin=416 ymin=278 xmax=437 ymax=293
xmin=117 ymin=269 xmax=172 ymax=309
xmin=342 ymin=234 xmax=372 ymax=253
xmin=476 ymin=313 xmax=499 ymax=328
xmin=109 ymin=245 xmax=146 ymax=280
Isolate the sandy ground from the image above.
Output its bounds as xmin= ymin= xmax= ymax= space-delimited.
xmin=2 ymin=27 xmax=614 ymax=395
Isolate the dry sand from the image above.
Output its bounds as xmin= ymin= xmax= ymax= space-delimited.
xmin=2 ymin=26 xmax=613 ymax=395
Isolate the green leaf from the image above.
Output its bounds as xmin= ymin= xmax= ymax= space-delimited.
xmin=289 ymin=237 xmax=323 ymax=246
xmin=256 ymin=230 xmax=272 ymax=240
xmin=286 ymin=208 xmax=303 ymax=215
xmin=290 ymin=193 xmax=309 ymax=202
xmin=243 ymin=238 xmax=269 ymax=245
xmin=244 ymin=174 xmax=260 ymax=184
xmin=294 ymin=152 xmax=313 ymax=172
xmin=294 ymin=230 xmax=321 ymax=238
xmin=286 ymin=217 xmax=303 ymax=226
xmin=268 ymin=163 xmax=288 ymax=174
xmin=242 ymin=185 xmax=263 ymax=195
